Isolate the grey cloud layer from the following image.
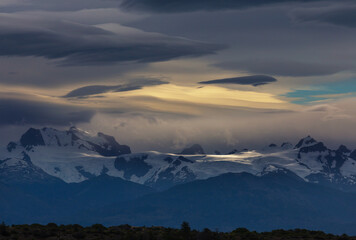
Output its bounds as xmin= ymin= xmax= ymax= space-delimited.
xmin=120 ymin=0 xmax=319 ymax=13
xmin=199 ymin=75 xmax=277 ymax=86
xmin=0 ymin=15 xmax=224 ymax=66
xmin=125 ymin=6 xmax=356 ymax=78
xmin=0 ymin=0 xmax=119 ymax=12
xmin=64 ymin=79 xmax=169 ymax=98
xmin=86 ymin=99 xmax=356 ymax=153
xmin=0 ymin=98 xmax=95 ymax=126
xmin=293 ymin=5 xmax=356 ymax=28
xmin=214 ymin=59 xmax=349 ymax=77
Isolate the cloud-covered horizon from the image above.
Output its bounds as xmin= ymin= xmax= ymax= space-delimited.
xmin=81 ymin=97 xmax=356 ymax=153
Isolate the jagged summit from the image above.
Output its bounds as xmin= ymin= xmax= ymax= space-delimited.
xmin=337 ymin=145 xmax=351 ymax=153
xmin=20 ymin=128 xmax=45 ymax=149
xmin=68 ymin=126 xmax=79 ymax=132
xmin=281 ymin=142 xmax=292 ymax=148
xmin=259 ymin=165 xmax=303 ymax=182
xmin=227 ymin=149 xmax=239 ymax=154
xmin=8 ymin=126 xmax=131 ymax=157
xmin=2 ymin=128 xmax=356 ymax=191
xmin=298 ymin=142 xmax=327 ymax=154
xmin=180 ymin=144 xmax=205 ymax=155
xmin=350 ymin=150 xmax=356 ymax=160
xmin=295 ymin=135 xmax=318 ymax=148
xmin=260 ymin=165 xmax=288 ymax=176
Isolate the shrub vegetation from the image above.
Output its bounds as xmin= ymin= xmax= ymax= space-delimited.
xmin=0 ymin=222 xmax=354 ymax=240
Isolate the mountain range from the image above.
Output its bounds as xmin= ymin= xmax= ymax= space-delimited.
xmin=1 ymin=127 xmax=356 ymax=234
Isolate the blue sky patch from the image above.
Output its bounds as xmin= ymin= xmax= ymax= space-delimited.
xmin=284 ymin=79 xmax=356 ymax=104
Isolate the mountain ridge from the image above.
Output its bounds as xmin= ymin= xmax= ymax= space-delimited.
xmin=2 ymin=127 xmax=356 ymax=191
xmin=87 ymin=171 xmax=356 ymax=234
xmin=2 ymin=127 xmax=356 ymax=234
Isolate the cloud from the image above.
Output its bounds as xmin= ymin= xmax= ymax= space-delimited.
xmin=16 ymin=8 xmax=145 ymax=25
xmin=199 ymin=75 xmax=277 ymax=86
xmin=293 ymin=5 xmax=356 ymax=28
xmin=306 ymin=104 xmax=337 ymax=112
xmin=0 ymin=97 xmax=95 ymax=126
xmin=0 ymin=0 xmax=119 ymax=12
xmin=214 ymin=59 xmax=349 ymax=77
xmin=120 ymin=0 xmax=320 ymax=13
xmin=305 ymin=104 xmax=352 ymax=121
xmin=0 ymin=15 xmax=224 ymax=66
xmin=83 ymin=98 xmax=356 ymax=153
xmin=127 ymin=6 xmax=356 ymax=83
xmin=63 ymin=78 xmax=169 ymax=98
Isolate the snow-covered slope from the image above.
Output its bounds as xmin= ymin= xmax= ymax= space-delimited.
xmin=16 ymin=127 xmax=131 ymax=156
xmin=1 ymin=127 xmax=356 ymax=190
xmin=0 ymin=127 xmax=130 ymax=183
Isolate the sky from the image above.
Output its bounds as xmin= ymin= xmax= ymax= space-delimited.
xmin=1 ymin=0 xmax=356 ymax=153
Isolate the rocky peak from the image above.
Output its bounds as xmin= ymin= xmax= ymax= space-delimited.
xmin=227 ymin=149 xmax=239 ymax=155
xmin=350 ymin=150 xmax=356 ymax=160
xmin=260 ymin=165 xmax=288 ymax=176
xmin=295 ymin=136 xmax=317 ymax=149
xmin=11 ymin=127 xmax=131 ymax=157
xmin=281 ymin=142 xmax=293 ymax=149
xmin=20 ymin=128 xmax=45 ymax=149
xmin=299 ymin=142 xmax=328 ymax=154
xmin=336 ymin=145 xmax=351 ymax=154
xmin=180 ymin=144 xmax=205 ymax=155
xmin=7 ymin=142 xmax=17 ymax=152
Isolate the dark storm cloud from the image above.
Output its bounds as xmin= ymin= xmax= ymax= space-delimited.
xmin=0 ymin=0 xmax=119 ymax=12
xmin=0 ymin=15 xmax=224 ymax=66
xmin=125 ymin=5 xmax=356 ymax=80
xmin=199 ymin=75 xmax=277 ymax=87
xmin=0 ymin=98 xmax=95 ymax=126
xmin=120 ymin=0 xmax=320 ymax=13
xmin=63 ymin=79 xmax=169 ymax=98
xmin=293 ymin=5 xmax=356 ymax=28
xmin=214 ymin=59 xmax=349 ymax=77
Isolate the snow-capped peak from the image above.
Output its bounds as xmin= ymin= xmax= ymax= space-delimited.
xmin=260 ymin=165 xmax=289 ymax=176
xmin=9 ymin=127 xmax=131 ymax=157
xmin=180 ymin=144 xmax=205 ymax=155
xmin=20 ymin=128 xmax=46 ymax=149
xmin=337 ymin=145 xmax=351 ymax=154
xmin=281 ymin=142 xmax=293 ymax=149
xmin=3 ymin=128 xmax=356 ymax=191
xmin=295 ymin=136 xmax=318 ymax=148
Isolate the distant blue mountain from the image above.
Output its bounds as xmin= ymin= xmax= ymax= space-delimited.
xmin=90 ymin=171 xmax=356 ymax=235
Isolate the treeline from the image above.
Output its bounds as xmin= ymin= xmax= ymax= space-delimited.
xmin=0 ymin=221 xmax=355 ymax=240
